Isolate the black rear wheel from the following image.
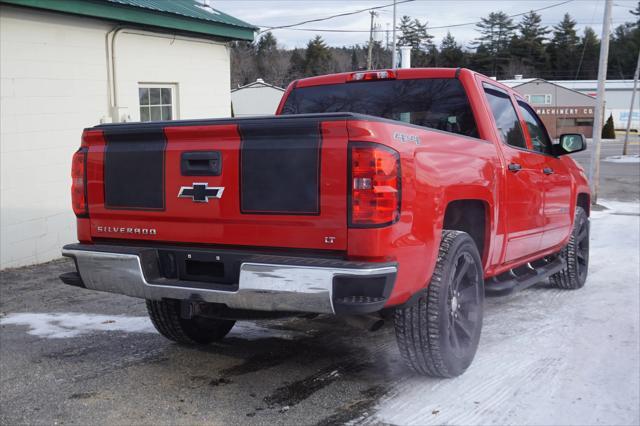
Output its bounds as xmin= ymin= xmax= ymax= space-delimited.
xmin=394 ymin=230 xmax=484 ymax=377
xmin=550 ymin=206 xmax=589 ymax=289
xmin=146 ymin=299 xmax=235 ymax=345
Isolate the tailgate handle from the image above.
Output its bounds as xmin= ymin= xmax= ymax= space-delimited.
xmin=181 ymin=151 xmax=221 ymax=176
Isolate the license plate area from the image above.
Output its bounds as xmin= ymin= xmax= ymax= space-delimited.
xmin=156 ymin=249 xmax=241 ymax=290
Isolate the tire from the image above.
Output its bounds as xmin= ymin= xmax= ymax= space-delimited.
xmin=394 ymin=230 xmax=484 ymax=377
xmin=550 ymin=206 xmax=589 ymax=290
xmin=146 ymin=299 xmax=235 ymax=345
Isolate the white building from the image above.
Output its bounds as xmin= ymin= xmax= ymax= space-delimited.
xmin=0 ymin=0 xmax=255 ymax=268
xmin=500 ymin=77 xmax=638 ymax=130
xmin=231 ymin=79 xmax=285 ymax=116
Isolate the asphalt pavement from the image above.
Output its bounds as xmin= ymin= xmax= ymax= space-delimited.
xmin=569 ymin=136 xmax=639 ymax=201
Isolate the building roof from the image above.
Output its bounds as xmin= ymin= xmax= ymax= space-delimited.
xmin=500 ymin=78 xmax=635 ymax=91
xmin=507 ymin=78 xmax=598 ymax=107
xmin=231 ymin=79 xmax=285 ymax=93
xmin=1 ymin=0 xmax=256 ymax=41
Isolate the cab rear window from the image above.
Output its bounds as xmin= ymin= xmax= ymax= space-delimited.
xmin=281 ymin=78 xmax=478 ymax=138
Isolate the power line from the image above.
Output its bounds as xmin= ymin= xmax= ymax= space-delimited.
xmin=275 ymin=20 xmax=627 ymax=33
xmin=259 ymin=0 xmax=576 ymax=34
xmin=256 ymin=0 xmax=415 ymax=34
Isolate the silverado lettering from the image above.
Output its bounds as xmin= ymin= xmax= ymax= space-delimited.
xmin=96 ymin=226 xmax=157 ymax=235
xmin=61 ymin=68 xmax=591 ymax=377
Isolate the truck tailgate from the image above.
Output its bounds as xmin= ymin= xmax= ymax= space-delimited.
xmin=84 ymin=116 xmax=349 ymax=250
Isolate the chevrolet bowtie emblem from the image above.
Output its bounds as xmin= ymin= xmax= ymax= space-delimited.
xmin=178 ymin=183 xmax=224 ymax=203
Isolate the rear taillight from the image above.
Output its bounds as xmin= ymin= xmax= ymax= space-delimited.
xmin=71 ymin=148 xmax=88 ymax=217
xmin=349 ymin=143 xmax=401 ymax=227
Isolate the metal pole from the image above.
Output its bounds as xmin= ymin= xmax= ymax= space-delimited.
xmin=391 ymin=0 xmax=397 ymax=69
xmin=588 ymin=0 xmax=613 ymax=205
xmin=386 ymin=23 xmax=390 ymax=50
xmin=623 ymin=52 xmax=640 ymax=155
xmin=367 ymin=10 xmax=376 ymax=70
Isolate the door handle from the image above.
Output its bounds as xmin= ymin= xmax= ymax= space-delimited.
xmin=543 ymin=167 xmax=554 ymax=175
xmin=508 ymin=163 xmax=522 ymax=172
xmin=181 ymin=151 xmax=221 ymax=176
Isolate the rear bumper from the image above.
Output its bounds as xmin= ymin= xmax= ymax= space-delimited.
xmin=61 ymin=244 xmax=397 ymax=315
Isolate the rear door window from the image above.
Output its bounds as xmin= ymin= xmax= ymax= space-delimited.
xmin=483 ymin=85 xmax=527 ymax=149
xmin=282 ymin=78 xmax=478 ymax=138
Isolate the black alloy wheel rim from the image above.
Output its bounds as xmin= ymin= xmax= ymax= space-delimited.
xmin=576 ymin=217 xmax=589 ymax=281
xmin=447 ymin=252 xmax=481 ymax=358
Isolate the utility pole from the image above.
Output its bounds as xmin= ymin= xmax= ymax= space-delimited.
xmin=367 ymin=10 xmax=377 ymax=70
xmin=386 ymin=23 xmax=390 ymax=50
xmin=623 ymin=52 xmax=640 ymax=155
xmin=391 ymin=0 xmax=397 ymax=69
xmin=588 ymin=0 xmax=613 ymax=205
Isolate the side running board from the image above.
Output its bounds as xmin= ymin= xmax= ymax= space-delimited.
xmin=485 ymin=257 xmax=566 ymax=297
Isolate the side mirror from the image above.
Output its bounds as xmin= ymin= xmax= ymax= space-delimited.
xmin=553 ymin=133 xmax=586 ymax=156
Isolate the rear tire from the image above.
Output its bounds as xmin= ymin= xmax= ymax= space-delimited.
xmin=146 ymin=299 xmax=235 ymax=345
xmin=550 ymin=206 xmax=589 ymax=290
xmin=394 ymin=230 xmax=484 ymax=377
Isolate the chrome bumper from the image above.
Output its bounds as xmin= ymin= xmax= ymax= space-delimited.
xmin=62 ymin=246 xmax=397 ymax=315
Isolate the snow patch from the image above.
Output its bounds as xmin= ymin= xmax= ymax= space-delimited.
xmin=0 ymin=313 xmax=155 ymax=338
xmin=597 ymin=199 xmax=640 ymax=215
xmin=0 ymin=312 xmax=308 ymax=341
xmin=603 ymin=154 xmax=640 ymax=163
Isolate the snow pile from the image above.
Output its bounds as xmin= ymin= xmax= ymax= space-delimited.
xmin=603 ymin=154 xmax=640 ymax=163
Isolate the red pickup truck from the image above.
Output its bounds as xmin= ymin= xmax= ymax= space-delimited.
xmin=61 ymin=68 xmax=590 ymax=377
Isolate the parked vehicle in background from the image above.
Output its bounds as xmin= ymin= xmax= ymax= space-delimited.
xmin=61 ymin=68 xmax=591 ymax=377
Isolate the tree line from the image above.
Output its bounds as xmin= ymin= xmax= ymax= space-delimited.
xmin=231 ymin=3 xmax=640 ymax=89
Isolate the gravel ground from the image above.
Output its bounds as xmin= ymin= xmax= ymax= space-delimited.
xmin=1 ymin=200 xmax=638 ymax=426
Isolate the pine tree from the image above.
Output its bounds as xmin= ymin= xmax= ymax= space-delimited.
xmin=303 ymin=36 xmax=333 ymax=76
xmin=350 ymin=49 xmax=359 ymax=70
xmin=548 ymin=13 xmax=580 ymax=79
xmin=287 ymin=49 xmax=306 ymax=81
xmin=398 ymin=15 xmax=418 ymax=47
xmin=439 ymin=32 xmax=464 ymax=67
xmin=631 ymin=1 xmax=640 ymax=25
xmin=255 ymin=32 xmax=278 ymax=80
xmin=474 ymin=12 xmax=517 ymax=77
xmin=397 ymin=16 xmax=434 ymax=66
xmin=609 ymin=2 xmax=640 ymax=78
xmin=576 ymin=27 xmax=600 ymax=79
xmin=509 ymin=11 xmax=549 ymax=75
xmin=602 ymin=114 xmax=616 ymax=139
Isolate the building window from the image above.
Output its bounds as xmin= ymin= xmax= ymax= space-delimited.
xmin=576 ymin=118 xmax=594 ymax=127
xmin=557 ymin=118 xmax=577 ymax=127
xmin=139 ymin=84 xmax=177 ymax=121
xmin=525 ymin=94 xmax=552 ymax=105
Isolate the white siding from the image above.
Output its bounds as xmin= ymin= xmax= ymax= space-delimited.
xmin=0 ymin=5 xmax=232 ymax=269
xmin=114 ymin=30 xmax=231 ymax=122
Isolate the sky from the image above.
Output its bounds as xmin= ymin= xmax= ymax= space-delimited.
xmin=214 ymin=0 xmax=639 ymax=49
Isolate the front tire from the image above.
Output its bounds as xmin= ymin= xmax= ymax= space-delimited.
xmin=146 ymin=299 xmax=235 ymax=345
xmin=550 ymin=206 xmax=589 ymax=289
xmin=394 ymin=230 xmax=484 ymax=377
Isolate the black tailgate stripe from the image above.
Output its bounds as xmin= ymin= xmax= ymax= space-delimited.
xmin=239 ymin=120 xmax=321 ymax=215
xmin=103 ymin=128 xmax=166 ymax=210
